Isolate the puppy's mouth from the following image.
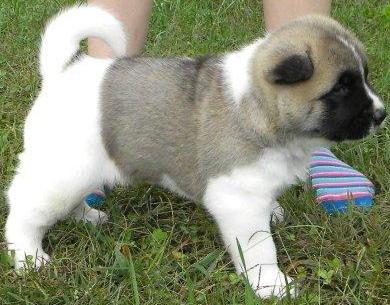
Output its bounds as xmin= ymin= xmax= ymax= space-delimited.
xmin=315 ymin=105 xmax=387 ymax=142
xmin=370 ymin=108 xmax=387 ymax=132
xmin=317 ymin=118 xmax=386 ymax=142
xmin=368 ymin=117 xmax=387 ymax=135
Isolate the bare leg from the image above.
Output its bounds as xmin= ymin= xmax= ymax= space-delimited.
xmin=263 ymin=0 xmax=331 ymax=32
xmin=88 ymin=0 xmax=153 ymax=57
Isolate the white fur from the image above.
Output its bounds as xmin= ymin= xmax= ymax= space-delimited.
xmin=6 ymin=7 xmax=126 ymax=270
xmin=222 ymin=39 xmax=263 ymax=105
xmin=365 ymin=83 xmax=384 ymax=112
xmin=366 ymin=83 xmax=386 ymax=132
xmin=72 ymin=202 xmax=109 ymax=225
xmin=271 ymin=201 xmax=285 ymax=223
xmin=215 ymin=49 xmax=330 ymax=297
xmin=6 ymin=56 xmax=123 ymax=269
xmin=338 ymin=36 xmax=364 ymax=75
xmin=160 ymin=174 xmax=191 ymax=199
xmin=204 ymin=139 xmax=324 ymax=298
xmin=40 ymin=5 xmax=126 ymax=80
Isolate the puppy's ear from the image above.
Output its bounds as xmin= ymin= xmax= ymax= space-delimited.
xmin=266 ymin=51 xmax=314 ymax=84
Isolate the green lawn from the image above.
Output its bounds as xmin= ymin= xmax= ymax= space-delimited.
xmin=1 ymin=0 xmax=389 ymax=304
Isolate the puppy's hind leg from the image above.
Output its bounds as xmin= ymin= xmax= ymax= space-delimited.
xmin=6 ymin=171 xmax=70 ymax=270
xmin=5 ymin=155 xmax=108 ymax=270
xmin=6 ymin=141 xmax=123 ymax=270
xmin=5 ymin=191 xmax=51 ymax=271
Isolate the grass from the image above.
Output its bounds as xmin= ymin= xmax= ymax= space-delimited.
xmin=0 ymin=0 xmax=389 ymax=304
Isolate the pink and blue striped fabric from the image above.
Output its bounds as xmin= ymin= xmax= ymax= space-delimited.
xmin=310 ymin=148 xmax=375 ymax=213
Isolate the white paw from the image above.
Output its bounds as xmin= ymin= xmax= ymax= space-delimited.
xmin=271 ymin=201 xmax=285 ymax=223
xmin=78 ymin=208 xmax=109 ymax=225
xmin=72 ymin=204 xmax=109 ymax=226
xmin=247 ymin=266 xmax=296 ymax=299
xmin=12 ymin=249 xmax=50 ymax=271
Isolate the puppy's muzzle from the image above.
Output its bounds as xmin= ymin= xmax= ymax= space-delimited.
xmin=373 ymin=108 xmax=387 ymax=127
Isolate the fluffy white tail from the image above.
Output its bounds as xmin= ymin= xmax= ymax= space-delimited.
xmin=39 ymin=5 xmax=126 ymax=79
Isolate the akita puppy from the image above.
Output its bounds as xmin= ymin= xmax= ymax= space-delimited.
xmin=5 ymin=6 xmax=386 ymax=298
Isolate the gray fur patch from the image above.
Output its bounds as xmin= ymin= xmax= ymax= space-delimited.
xmin=101 ymin=56 xmax=263 ymax=200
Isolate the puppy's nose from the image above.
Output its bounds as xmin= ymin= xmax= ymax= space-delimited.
xmin=373 ymin=108 xmax=386 ymax=126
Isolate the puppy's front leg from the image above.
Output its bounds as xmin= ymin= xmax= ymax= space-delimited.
xmin=204 ymin=182 xmax=295 ymax=299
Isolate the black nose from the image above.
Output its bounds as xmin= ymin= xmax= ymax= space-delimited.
xmin=373 ymin=108 xmax=387 ymax=126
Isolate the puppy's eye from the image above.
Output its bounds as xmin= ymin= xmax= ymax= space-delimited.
xmin=339 ymin=74 xmax=354 ymax=86
xmin=332 ymin=82 xmax=348 ymax=95
xmin=333 ymin=73 xmax=355 ymax=94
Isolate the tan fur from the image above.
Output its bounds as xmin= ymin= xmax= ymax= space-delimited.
xmin=249 ymin=15 xmax=367 ymax=135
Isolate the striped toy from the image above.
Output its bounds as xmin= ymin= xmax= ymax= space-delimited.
xmin=310 ymin=148 xmax=375 ymax=213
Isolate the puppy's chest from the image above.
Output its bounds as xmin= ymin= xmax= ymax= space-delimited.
xmin=259 ymin=147 xmax=310 ymax=189
xmin=226 ymin=145 xmax=312 ymax=198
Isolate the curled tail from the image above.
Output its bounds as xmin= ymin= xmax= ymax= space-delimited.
xmin=39 ymin=5 xmax=126 ymax=79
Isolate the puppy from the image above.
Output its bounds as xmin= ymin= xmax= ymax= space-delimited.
xmin=5 ymin=5 xmax=386 ymax=298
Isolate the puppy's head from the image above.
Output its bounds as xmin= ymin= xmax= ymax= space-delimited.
xmin=251 ymin=15 xmax=386 ymax=142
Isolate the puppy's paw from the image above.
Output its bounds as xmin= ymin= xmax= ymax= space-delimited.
xmin=72 ymin=204 xmax=109 ymax=226
xmin=78 ymin=208 xmax=109 ymax=226
xmin=12 ymin=249 xmax=50 ymax=271
xmin=271 ymin=201 xmax=285 ymax=223
xmin=255 ymin=275 xmax=296 ymax=299
xmin=247 ymin=266 xmax=297 ymax=299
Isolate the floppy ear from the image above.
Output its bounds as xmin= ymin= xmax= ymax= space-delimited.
xmin=266 ymin=52 xmax=314 ymax=84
